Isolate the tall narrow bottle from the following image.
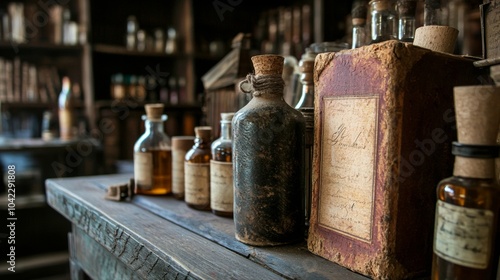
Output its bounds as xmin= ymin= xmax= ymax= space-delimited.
xmin=397 ymin=0 xmax=417 ymax=42
xmin=58 ymin=76 xmax=74 ymax=140
xmin=133 ymin=103 xmax=172 ymax=195
xmin=370 ymin=0 xmax=397 ymax=43
xmin=431 ymin=85 xmax=500 ymax=280
xmin=210 ymin=113 xmax=235 ymax=217
xmin=351 ymin=0 xmax=368 ymax=48
xmin=184 ymin=126 xmax=212 ymax=210
xmin=233 ymin=55 xmax=305 ymax=246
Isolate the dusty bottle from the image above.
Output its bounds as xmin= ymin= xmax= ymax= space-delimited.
xmin=133 ymin=103 xmax=172 ymax=195
xmin=233 ymin=54 xmax=305 ymax=246
xmin=171 ymin=136 xmax=195 ymax=200
xmin=58 ymin=76 xmax=74 ymax=140
xmin=185 ymin=126 xmax=213 ymax=210
xmin=397 ymin=0 xmax=417 ymax=42
xmin=294 ymin=49 xmax=315 ymax=109
xmin=210 ymin=113 xmax=235 ymax=217
xmin=431 ymin=85 xmax=500 ymax=280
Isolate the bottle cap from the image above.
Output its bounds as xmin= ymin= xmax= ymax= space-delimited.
xmin=194 ymin=126 xmax=212 ymax=139
xmin=145 ymin=103 xmax=164 ymax=121
xmin=172 ymin=136 xmax=195 ymax=150
xmin=370 ymin=0 xmax=389 ymax=11
xmin=220 ymin=112 xmax=235 ymax=123
xmin=352 ymin=0 xmax=368 ymax=19
xmin=251 ymin=55 xmax=284 ymax=76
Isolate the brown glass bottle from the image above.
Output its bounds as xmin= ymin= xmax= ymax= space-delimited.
xmin=210 ymin=113 xmax=234 ymax=218
xmin=184 ymin=126 xmax=212 ymax=210
xmin=134 ymin=104 xmax=172 ymax=195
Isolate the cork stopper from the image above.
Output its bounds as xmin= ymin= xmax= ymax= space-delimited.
xmin=251 ymin=55 xmax=284 ymax=76
xmin=220 ymin=112 xmax=235 ymax=123
xmin=413 ymin=25 xmax=458 ymax=54
xmin=145 ymin=103 xmax=164 ymax=121
xmin=454 ymin=86 xmax=500 ymax=145
xmin=300 ymin=59 xmax=314 ymax=85
xmin=397 ymin=0 xmax=417 ymax=17
xmin=453 ymin=85 xmax=500 ymax=178
xmin=352 ymin=0 xmax=368 ymax=19
xmin=370 ymin=0 xmax=390 ymax=11
xmin=194 ymin=126 xmax=212 ymax=139
xmin=172 ymin=136 xmax=195 ymax=150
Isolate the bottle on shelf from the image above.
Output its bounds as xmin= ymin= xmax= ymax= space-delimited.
xmin=294 ymin=48 xmax=315 ymax=109
xmin=184 ymin=126 xmax=213 ymax=210
xmin=58 ymin=76 xmax=74 ymax=140
xmin=133 ymin=103 xmax=172 ymax=195
xmin=126 ymin=15 xmax=138 ymax=50
xmin=171 ymin=136 xmax=195 ymax=200
xmin=397 ymin=0 xmax=417 ymax=42
xmin=233 ymin=55 xmax=305 ymax=246
xmin=210 ymin=113 xmax=235 ymax=217
xmin=431 ymin=85 xmax=500 ymax=280
xmin=351 ymin=0 xmax=368 ymax=48
xmin=369 ymin=0 xmax=397 ymax=43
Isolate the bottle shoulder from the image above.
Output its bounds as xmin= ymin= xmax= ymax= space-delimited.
xmin=134 ymin=132 xmax=171 ymax=152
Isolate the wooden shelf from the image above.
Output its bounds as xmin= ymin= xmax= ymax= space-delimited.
xmin=0 ymin=41 xmax=83 ymax=55
xmin=93 ymin=99 xmax=201 ymax=110
xmin=93 ymin=44 xmax=186 ymax=58
xmin=0 ymin=100 xmax=85 ymax=110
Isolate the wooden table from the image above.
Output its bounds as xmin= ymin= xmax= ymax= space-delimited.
xmin=46 ymin=174 xmax=369 ymax=280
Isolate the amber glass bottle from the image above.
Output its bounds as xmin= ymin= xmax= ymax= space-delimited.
xmin=133 ymin=104 xmax=172 ymax=195
xmin=210 ymin=113 xmax=235 ymax=217
xmin=432 ymin=85 xmax=500 ymax=280
xmin=184 ymin=126 xmax=213 ymax=210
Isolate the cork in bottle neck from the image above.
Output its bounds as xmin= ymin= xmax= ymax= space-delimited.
xmin=195 ymin=126 xmax=212 ymax=140
xmin=251 ymin=55 xmax=284 ymax=76
xmin=145 ymin=103 xmax=164 ymax=121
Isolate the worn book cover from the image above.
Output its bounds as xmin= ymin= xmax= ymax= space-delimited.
xmin=308 ymin=40 xmax=480 ymax=279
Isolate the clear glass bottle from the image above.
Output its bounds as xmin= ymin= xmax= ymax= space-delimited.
xmin=133 ymin=103 xmax=172 ymax=195
xmin=184 ymin=126 xmax=213 ymax=210
xmin=397 ymin=0 xmax=417 ymax=42
xmin=58 ymin=76 xmax=74 ymax=140
xmin=370 ymin=0 xmax=397 ymax=43
xmin=351 ymin=0 xmax=368 ymax=49
xmin=294 ymin=49 xmax=315 ymax=109
xmin=210 ymin=113 xmax=235 ymax=217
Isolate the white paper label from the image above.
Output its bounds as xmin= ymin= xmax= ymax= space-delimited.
xmin=434 ymin=200 xmax=494 ymax=269
xmin=134 ymin=152 xmax=153 ymax=190
xmin=210 ymin=160 xmax=233 ymax=212
xmin=318 ymin=96 xmax=378 ymax=242
xmin=185 ymin=162 xmax=210 ymax=205
xmin=172 ymin=150 xmax=187 ymax=195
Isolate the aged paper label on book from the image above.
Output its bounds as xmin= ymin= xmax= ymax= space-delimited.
xmin=318 ymin=96 xmax=378 ymax=242
xmin=434 ymin=200 xmax=493 ymax=269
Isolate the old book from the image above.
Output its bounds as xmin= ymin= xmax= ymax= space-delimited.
xmin=308 ymin=40 xmax=480 ymax=279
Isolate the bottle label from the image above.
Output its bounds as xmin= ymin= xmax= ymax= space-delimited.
xmin=434 ymin=200 xmax=494 ymax=269
xmin=172 ymin=149 xmax=187 ymax=195
xmin=134 ymin=152 xmax=153 ymax=190
xmin=59 ymin=109 xmax=73 ymax=140
xmin=210 ymin=160 xmax=233 ymax=212
xmin=184 ymin=162 xmax=210 ymax=205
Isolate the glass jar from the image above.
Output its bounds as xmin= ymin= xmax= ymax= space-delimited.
xmin=210 ymin=113 xmax=235 ymax=217
xmin=184 ymin=126 xmax=213 ymax=210
xmin=370 ymin=0 xmax=397 ymax=43
xmin=133 ymin=103 xmax=172 ymax=195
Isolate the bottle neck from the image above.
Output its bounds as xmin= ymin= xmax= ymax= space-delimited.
xmin=220 ymin=122 xmax=232 ymax=140
xmin=295 ymin=84 xmax=314 ymax=109
xmin=398 ymin=16 xmax=416 ymax=42
xmin=145 ymin=119 xmax=164 ymax=133
xmin=352 ymin=24 xmax=366 ymax=49
xmin=453 ymin=157 xmax=496 ymax=179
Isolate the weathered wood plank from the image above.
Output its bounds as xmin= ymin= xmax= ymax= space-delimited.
xmin=46 ymin=176 xmax=281 ymax=280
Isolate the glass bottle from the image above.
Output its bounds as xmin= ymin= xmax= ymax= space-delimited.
xmin=424 ymin=0 xmax=445 ymax=26
xmin=294 ymin=49 xmax=315 ymax=109
xmin=184 ymin=126 xmax=213 ymax=210
xmin=431 ymin=85 xmax=500 ymax=280
xmin=210 ymin=113 xmax=235 ymax=217
xmin=370 ymin=0 xmax=397 ymax=43
xmin=171 ymin=136 xmax=195 ymax=200
xmin=397 ymin=0 xmax=417 ymax=42
xmin=351 ymin=0 xmax=368 ymax=48
xmin=133 ymin=103 xmax=172 ymax=195
xmin=233 ymin=55 xmax=305 ymax=246
xmin=58 ymin=76 xmax=74 ymax=140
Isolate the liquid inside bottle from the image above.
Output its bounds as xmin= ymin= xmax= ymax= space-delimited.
xmin=211 ymin=113 xmax=235 ymax=217
xmin=134 ymin=104 xmax=172 ymax=195
xmin=185 ymin=126 xmax=213 ymax=210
